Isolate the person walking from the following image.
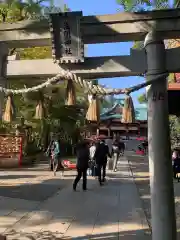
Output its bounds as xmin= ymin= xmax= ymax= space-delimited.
xmin=52 ymin=137 xmax=61 ymax=176
xmin=172 ymin=150 xmax=180 ymax=180
xmin=73 ymin=141 xmax=89 ymax=191
xmin=46 ymin=139 xmax=54 ymax=171
xmin=102 ymin=140 xmax=111 ymax=182
xmin=46 ymin=136 xmax=61 ymax=176
xmin=105 ymin=137 xmax=113 ymax=155
xmin=120 ymin=141 xmax=125 ymax=156
xmin=112 ymin=140 xmax=120 ymax=172
xmin=88 ymin=141 xmax=96 ymax=176
xmin=94 ymin=140 xmax=111 ymax=185
xmin=142 ymin=140 xmax=148 ymax=155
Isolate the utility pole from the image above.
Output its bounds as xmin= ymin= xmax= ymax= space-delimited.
xmin=144 ymin=31 xmax=177 ymax=240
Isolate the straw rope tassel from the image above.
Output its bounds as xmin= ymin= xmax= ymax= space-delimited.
xmin=66 ymin=79 xmax=76 ymax=105
xmin=3 ymin=95 xmax=16 ymax=122
xmin=121 ymin=95 xmax=135 ymax=123
xmin=86 ymin=95 xmax=100 ymax=122
xmin=34 ymin=100 xmax=44 ymax=119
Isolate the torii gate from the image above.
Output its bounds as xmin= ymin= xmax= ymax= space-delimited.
xmin=0 ymin=8 xmax=180 ymax=240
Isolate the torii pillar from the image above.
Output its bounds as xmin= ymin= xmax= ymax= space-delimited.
xmin=145 ymin=31 xmax=177 ymax=240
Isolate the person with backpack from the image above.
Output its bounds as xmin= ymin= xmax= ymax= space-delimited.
xmin=112 ymin=140 xmax=120 ymax=172
xmin=73 ymin=141 xmax=90 ymax=191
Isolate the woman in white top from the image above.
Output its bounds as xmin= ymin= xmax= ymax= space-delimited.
xmin=87 ymin=142 xmax=96 ymax=176
xmin=90 ymin=142 xmax=96 ymax=160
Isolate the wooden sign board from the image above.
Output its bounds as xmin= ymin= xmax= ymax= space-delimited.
xmin=0 ymin=135 xmax=23 ymax=167
xmin=0 ymin=136 xmax=21 ymax=154
xmin=49 ymin=11 xmax=84 ymax=63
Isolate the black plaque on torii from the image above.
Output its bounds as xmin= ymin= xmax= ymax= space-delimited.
xmin=49 ymin=11 xmax=84 ymax=64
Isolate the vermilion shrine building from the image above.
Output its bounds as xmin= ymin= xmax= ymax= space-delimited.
xmin=168 ymin=75 xmax=180 ymax=116
xmin=86 ymin=99 xmax=147 ymax=139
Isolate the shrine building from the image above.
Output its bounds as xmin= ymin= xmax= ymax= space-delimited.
xmin=87 ymin=99 xmax=147 ymax=140
xmin=168 ymin=74 xmax=180 ymax=116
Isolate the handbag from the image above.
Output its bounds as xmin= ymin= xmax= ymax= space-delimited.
xmin=92 ymin=164 xmax=98 ymax=176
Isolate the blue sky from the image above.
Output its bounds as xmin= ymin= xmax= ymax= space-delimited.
xmin=61 ymin=0 xmax=145 ymax=105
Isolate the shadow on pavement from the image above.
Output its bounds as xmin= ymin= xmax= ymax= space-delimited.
xmin=0 ymin=175 xmax=37 ymax=180
xmin=0 ymin=178 xmax=73 ymax=201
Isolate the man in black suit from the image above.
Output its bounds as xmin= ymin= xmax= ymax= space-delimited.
xmin=94 ymin=140 xmax=111 ymax=185
xmin=73 ymin=141 xmax=89 ymax=191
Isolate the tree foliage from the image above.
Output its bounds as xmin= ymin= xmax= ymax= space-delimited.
xmin=116 ymin=0 xmax=179 ymax=12
xmin=0 ymin=0 xmax=51 ymax=22
xmin=138 ymin=93 xmax=147 ymax=104
xmin=169 ymin=116 xmax=180 ymax=149
xmin=117 ymin=0 xmax=180 ymax=106
xmin=0 ymin=0 xmax=87 ymax=153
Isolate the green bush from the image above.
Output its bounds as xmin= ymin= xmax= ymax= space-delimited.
xmin=23 ymin=141 xmax=41 ymax=156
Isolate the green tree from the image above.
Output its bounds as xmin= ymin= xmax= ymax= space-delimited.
xmin=1 ymin=0 xmax=87 ymax=153
xmin=0 ymin=0 xmax=52 ymax=22
xmin=117 ymin=0 xmax=179 ymax=105
xmin=116 ymin=0 xmax=180 ymax=48
xmin=116 ymin=0 xmax=180 ymax=12
xmin=138 ymin=93 xmax=147 ymax=104
xmin=169 ymin=115 xmax=180 ymax=149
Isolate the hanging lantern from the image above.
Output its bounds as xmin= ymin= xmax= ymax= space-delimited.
xmin=34 ymin=101 xmax=44 ymax=120
xmin=121 ymin=94 xmax=135 ymax=124
xmin=86 ymin=94 xmax=100 ymax=122
xmin=3 ymin=95 xmax=16 ymax=123
xmin=66 ymin=79 xmax=76 ymax=105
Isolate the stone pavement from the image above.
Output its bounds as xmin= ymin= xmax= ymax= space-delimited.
xmin=0 ymin=157 xmax=150 ymax=240
xmin=127 ymin=151 xmax=180 ymax=239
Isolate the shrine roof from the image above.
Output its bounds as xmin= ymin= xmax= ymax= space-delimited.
xmin=100 ymin=101 xmax=147 ymax=121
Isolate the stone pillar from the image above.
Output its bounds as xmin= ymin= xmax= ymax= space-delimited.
xmin=0 ymin=44 xmax=8 ymax=120
xmin=144 ymin=31 xmax=176 ymax=240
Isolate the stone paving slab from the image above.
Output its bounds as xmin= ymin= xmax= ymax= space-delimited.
xmin=0 ymin=170 xmax=76 ymax=202
xmin=0 ymin=157 xmax=151 ymax=239
xmin=0 ymin=197 xmax=39 ymax=233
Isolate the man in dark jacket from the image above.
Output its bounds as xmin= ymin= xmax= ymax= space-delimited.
xmin=73 ymin=141 xmax=89 ymax=191
xmin=94 ymin=140 xmax=111 ymax=185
